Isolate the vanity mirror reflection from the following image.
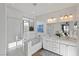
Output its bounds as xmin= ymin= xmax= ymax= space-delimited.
xmin=46 ymin=22 xmax=61 ymax=37
xmin=46 ymin=23 xmax=54 ymax=36
xmin=74 ymin=21 xmax=78 ymax=30
xmin=61 ymin=22 xmax=69 ymax=36
xmin=46 ymin=20 xmax=79 ymax=38
xmin=61 ymin=21 xmax=79 ymax=38
xmin=72 ymin=21 xmax=79 ymax=38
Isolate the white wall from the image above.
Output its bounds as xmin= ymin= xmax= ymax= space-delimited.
xmin=0 ymin=3 xmax=7 ymax=56
xmin=35 ymin=6 xmax=77 ymax=35
xmin=7 ymin=5 xmax=24 ymax=56
xmin=7 ymin=5 xmax=24 ymax=43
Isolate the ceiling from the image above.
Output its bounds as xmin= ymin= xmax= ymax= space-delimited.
xmin=7 ymin=3 xmax=77 ymax=18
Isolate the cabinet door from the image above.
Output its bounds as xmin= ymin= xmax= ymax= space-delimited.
xmin=52 ymin=42 xmax=59 ymax=48
xmin=45 ymin=40 xmax=52 ymax=51
xmin=52 ymin=47 xmax=59 ymax=54
xmin=43 ymin=40 xmax=52 ymax=51
xmin=68 ymin=46 xmax=77 ymax=56
xmin=43 ymin=40 xmax=60 ymax=54
xmin=43 ymin=40 xmax=48 ymax=49
xmin=52 ymin=42 xmax=59 ymax=54
xmin=59 ymin=44 xmax=67 ymax=56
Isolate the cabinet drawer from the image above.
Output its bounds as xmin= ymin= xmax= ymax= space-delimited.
xmin=43 ymin=40 xmax=59 ymax=54
xmin=52 ymin=47 xmax=59 ymax=54
xmin=59 ymin=44 xmax=67 ymax=56
xmin=52 ymin=42 xmax=59 ymax=48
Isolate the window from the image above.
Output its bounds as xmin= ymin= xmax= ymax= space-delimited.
xmin=8 ymin=42 xmax=16 ymax=49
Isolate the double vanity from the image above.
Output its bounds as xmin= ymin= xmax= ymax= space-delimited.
xmin=26 ymin=32 xmax=79 ymax=56
xmin=43 ymin=35 xmax=79 ymax=56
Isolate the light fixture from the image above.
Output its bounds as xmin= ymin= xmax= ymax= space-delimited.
xmin=48 ymin=18 xmax=53 ymax=23
xmin=64 ymin=15 xmax=68 ymax=19
xmin=47 ymin=14 xmax=73 ymax=23
xmin=47 ymin=17 xmax=57 ymax=23
xmin=69 ymin=14 xmax=73 ymax=18
xmin=53 ymin=18 xmax=56 ymax=21
xmin=60 ymin=16 xmax=63 ymax=20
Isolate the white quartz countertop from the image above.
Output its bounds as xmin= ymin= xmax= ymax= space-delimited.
xmin=44 ymin=36 xmax=79 ymax=47
xmin=59 ymin=38 xmax=79 ymax=47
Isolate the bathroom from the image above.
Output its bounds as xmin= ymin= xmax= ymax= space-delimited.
xmin=0 ymin=3 xmax=79 ymax=56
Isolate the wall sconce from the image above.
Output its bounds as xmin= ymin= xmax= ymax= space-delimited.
xmin=53 ymin=18 xmax=56 ymax=21
xmin=60 ymin=16 xmax=63 ymax=20
xmin=64 ymin=15 xmax=68 ymax=19
xmin=47 ymin=17 xmax=57 ymax=23
xmin=48 ymin=18 xmax=53 ymax=23
xmin=48 ymin=14 xmax=73 ymax=23
xmin=60 ymin=14 xmax=73 ymax=22
xmin=69 ymin=14 xmax=73 ymax=18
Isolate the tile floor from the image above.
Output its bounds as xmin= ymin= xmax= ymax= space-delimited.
xmin=32 ymin=49 xmax=61 ymax=56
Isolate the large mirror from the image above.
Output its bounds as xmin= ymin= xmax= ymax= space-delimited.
xmin=74 ymin=21 xmax=78 ymax=30
xmin=61 ymin=22 xmax=69 ymax=36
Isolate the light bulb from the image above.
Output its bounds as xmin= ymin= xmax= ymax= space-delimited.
xmin=48 ymin=18 xmax=53 ymax=23
xmin=69 ymin=14 xmax=73 ymax=18
xmin=60 ymin=16 xmax=63 ymax=20
xmin=64 ymin=15 xmax=68 ymax=19
xmin=53 ymin=18 xmax=56 ymax=21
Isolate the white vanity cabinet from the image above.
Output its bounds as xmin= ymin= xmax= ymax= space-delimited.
xmin=59 ymin=43 xmax=79 ymax=56
xmin=43 ymin=39 xmax=60 ymax=54
xmin=52 ymin=42 xmax=59 ymax=54
xmin=67 ymin=45 xmax=78 ymax=56
xmin=59 ymin=43 xmax=68 ymax=56
xmin=43 ymin=40 xmax=53 ymax=52
xmin=43 ymin=38 xmax=79 ymax=56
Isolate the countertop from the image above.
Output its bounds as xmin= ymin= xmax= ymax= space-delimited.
xmin=44 ymin=35 xmax=79 ymax=47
